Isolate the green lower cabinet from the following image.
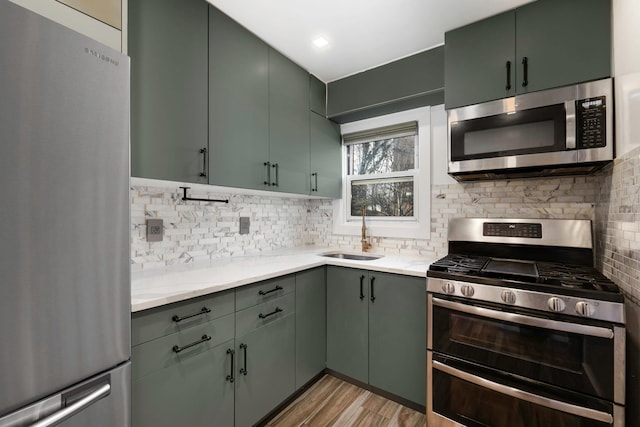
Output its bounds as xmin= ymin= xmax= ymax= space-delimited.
xmin=132 ymin=337 xmax=235 ymax=427
xmin=368 ymin=272 xmax=426 ymax=406
xmin=326 ymin=266 xmax=369 ymax=383
xmin=295 ymin=267 xmax=327 ymax=388
xmin=234 ymin=309 xmax=295 ymax=427
xmin=327 ymin=267 xmax=426 ymax=407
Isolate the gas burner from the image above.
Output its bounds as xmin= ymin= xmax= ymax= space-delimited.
xmin=429 ymin=254 xmax=488 ymax=274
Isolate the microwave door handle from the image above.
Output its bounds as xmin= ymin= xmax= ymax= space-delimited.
xmin=432 ymin=360 xmax=613 ymax=424
xmin=565 ymin=100 xmax=576 ymax=149
xmin=432 ymin=297 xmax=614 ymax=339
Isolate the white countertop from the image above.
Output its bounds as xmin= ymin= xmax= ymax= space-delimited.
xmin=131 ymin=247 xmax=436 ymax=312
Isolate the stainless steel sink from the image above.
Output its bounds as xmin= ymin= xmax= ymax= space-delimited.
xmin=321 ymin=252 xmax=382 ymax=261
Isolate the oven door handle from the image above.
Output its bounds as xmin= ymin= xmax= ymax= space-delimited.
xmin=433 ymin=297 xmax=614 ymax=339
xmin=433 ymin=360 xmax=614 ymax=424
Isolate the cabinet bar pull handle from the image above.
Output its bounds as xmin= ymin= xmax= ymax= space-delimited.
xmin=172 ymin=306 xmax=211 ymax=322
xmin=199 ymin=147 xmax=207 ymax=177
xmin=505 ymin=61 xmax=512 ymax=91
xmin=258 ymin=285 xmax=283 ymax=296
xmin=370 ymin=276 xmax=376 ymax=303
xmin=226 ymin=349 xmax=235 ymax=383
xmin=311 ymin=172 xmax=318 ymax=192
xmin=522 ymin=57 xmax=528 ymax=87
xmin=258 ymin=307 xmax=283 ymax=319
xmin=359 ymin=275 xmax=365 ymax=300
xmin=271 ymin=163 xmax=279 ymax=187
xmin=172 ymin=334 xmax=211 ymax=353
xmin=240 ymin=343 xmax=248 ymax=375
xmin=264 ymin=161 xmax=271 ymax=186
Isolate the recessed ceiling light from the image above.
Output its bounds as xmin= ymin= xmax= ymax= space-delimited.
xmin=312 ymin=37 xmax=329 ymax=48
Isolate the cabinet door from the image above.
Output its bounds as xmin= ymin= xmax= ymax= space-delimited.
xmin=309 ymin=74 xmax=326 ymax=116
xmin=309 ymin=113 xmax=342 ymax=198
xmin=129 ymin=0 xmax=208 ymax=183
xmin=368 ymin=273 xmax=426 ymax=406
xmin=132 ymin=339 xmax=235 ymax=427
xmin=295 ymin=268 xmax=326 ymax=388
xmin=515 ymin=0 xmax=611 ymax=94
xmin=209 ymin=7 xmax=269 ymax=190
xmin=268 ymin=48 xmax=310 ymax=195
xmin=326 ymin=267 xmax=368 ymax=383
xmin=235 ymin=314 xmax=296 ymax=427
xmin=444 ymin=10 xmax=515 ymax=109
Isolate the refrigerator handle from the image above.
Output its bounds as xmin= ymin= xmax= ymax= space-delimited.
xmin=30 ymin=383 xmax=111 ymax=427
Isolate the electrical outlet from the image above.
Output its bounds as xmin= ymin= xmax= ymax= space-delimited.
xmin=146 ymin=219 xmax=163 ymax=242
xmin=239 ymin=217 xmax=250 ymax=235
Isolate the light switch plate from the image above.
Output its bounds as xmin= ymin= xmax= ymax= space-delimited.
xmin=239 ymin=217 xmax=250 ymax=235
xmin=146 ymin=218 xmax=163 ymax=242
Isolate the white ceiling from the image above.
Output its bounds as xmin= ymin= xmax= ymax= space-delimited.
xmin=206 ymin=0 xmax=535 ymax=83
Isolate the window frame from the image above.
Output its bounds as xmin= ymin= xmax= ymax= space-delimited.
xmin=332 ymin=106 xmax=431 ymax=240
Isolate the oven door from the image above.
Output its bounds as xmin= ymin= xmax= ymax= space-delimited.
xmin=428 ymin=295 xmax=625 ymax=404
xmin=428 ymin=352 xmax=623 ymax=427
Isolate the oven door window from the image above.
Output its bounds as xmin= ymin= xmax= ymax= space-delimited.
xmin=450 ymin=104 xmax=566 ymax=161
xmin=431 ymin=301 xmax=614 ymax=401
xmin=431 ymin=355 xmax=614 ymax=427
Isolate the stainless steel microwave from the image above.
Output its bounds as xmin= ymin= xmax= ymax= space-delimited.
xmin=447 ymin=78 xmax=613 ymax=181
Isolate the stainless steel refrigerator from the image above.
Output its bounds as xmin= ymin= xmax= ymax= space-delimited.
xmin=0 ymin=1 xmax=131 ymax=425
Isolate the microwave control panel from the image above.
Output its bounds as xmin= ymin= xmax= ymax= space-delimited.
xmin=576 ymin=96 xmax=606 ymax=149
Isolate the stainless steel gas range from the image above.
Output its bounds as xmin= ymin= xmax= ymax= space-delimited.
xmin=426 ymin=218 xmax=625 ymax=427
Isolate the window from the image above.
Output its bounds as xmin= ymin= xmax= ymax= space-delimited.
xmin=332 ymin=107 xmax=431 ymax=240
xmin=345 ymin=122 xmax=418 ymax=219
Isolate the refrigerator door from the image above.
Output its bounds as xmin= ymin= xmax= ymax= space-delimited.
xmin=0 ymin=362 xmax=130 ymax=427
xmin=0 ymin=0 xmax=130 ymax=417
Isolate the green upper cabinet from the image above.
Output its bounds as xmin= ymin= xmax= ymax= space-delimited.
xmin=209 ymin=6 xmax=270 ymax=191
xmin=445 ymin=0 xmax=611 ymax=109
xmin=444 ymin=10 xmax=515 ymax=109
xmin=309 ymin=74 xmax=326 ymax=116
xmin=309 ymin=113 xmax=342 ymax=198
xmin=515 ymin=0 xmax=611 ymax=94
xmin=268 ymin=48 xmax=311 ymax=194
xmin=129 ymin=0 xmax=208 ymax=183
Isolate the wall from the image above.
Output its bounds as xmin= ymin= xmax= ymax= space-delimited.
xmin=130 ymin=183 xmax=310 ymax=272
xmin=307 ymin=176 xmax=598 ymax=257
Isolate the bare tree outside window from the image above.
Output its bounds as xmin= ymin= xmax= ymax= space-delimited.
xmin=347 ymin=135 xmax=417 ymax=217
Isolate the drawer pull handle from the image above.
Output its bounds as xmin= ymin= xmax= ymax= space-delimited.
xmin=258 ymin=307 xmax=283 ymax=319
xmin=226 ymin=348 xmax=235 ymax=383
xmin=172 ymin=306 xmax=211 ymax=322
xmin=258 ymin=285 xmax=283 ymax=296
xmin=240 ymin=343 xmax=248 ymax=375
xmin=172 ymin=334 xmax=211 ymax=353
xmin=359 ymin=275 xmax=365 ymax=300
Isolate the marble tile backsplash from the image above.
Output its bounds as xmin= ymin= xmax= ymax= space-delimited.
xmin=131 ymin=176 xmax=598 ymax=272
xmin=595 ymin=145 xmax=640 ymax=304
xmin=130 ymin=186 xmax=309 ymax=272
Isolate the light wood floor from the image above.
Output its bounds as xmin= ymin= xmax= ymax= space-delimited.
xmin=266 ymin=375 xmax=426 ymax=427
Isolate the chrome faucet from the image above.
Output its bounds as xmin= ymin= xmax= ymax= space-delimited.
xmin=361 ymin=204 xmax=372 ymax=252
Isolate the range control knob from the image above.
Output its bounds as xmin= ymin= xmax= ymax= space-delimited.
xmin=461 ymin=285 xmax=475 ymax=297
xmin=547 ymin=297 xmax=566 ymax=312
xmin=442 ymin=282 xmax=455 ymax=294
xmin=575 ymin=301 xmax=595 ymax=317
xmin=501 ymin=290 xmax=517 ymax=304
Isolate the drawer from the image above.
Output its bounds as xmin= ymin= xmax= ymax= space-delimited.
xmin=235 ymin=275 xmax=294 ymax=311
xmin=235 ymin=293 xmax=295 ymax=337
xmin=132 ymin=313 xmax=234 ymax=381
xmin=132 ymin=290 xmax=235 ymax=346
